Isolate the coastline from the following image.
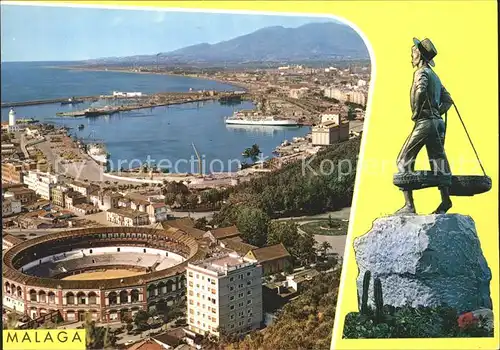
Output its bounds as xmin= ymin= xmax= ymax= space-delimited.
xmin=45 ymin=65 xmax=250 ymax=91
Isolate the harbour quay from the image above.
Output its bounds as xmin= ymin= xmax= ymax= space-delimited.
xmin=1 ymin=90 xmax=248 ymax=109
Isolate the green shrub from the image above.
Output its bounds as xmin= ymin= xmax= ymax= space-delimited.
xmin=343 ymin=305 xmax=494 ymax=339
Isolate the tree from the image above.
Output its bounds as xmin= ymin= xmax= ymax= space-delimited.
xmin=194 ymin=217 xmax=208 ymax=230
xmin=176 ymin=193 xmax=188 ymax=208
xmin=242 ymin=144 xmax=261 ymax=163
xmin=227 ymin=272 xmax=340 ymax=350
xmin=320 ymin=241 xmax=332 ymax=256
xmin=267 ymin=220 xmax=301 ymax=262
xmin=236 ymin=206 xmax=270 ymax=247
xmin=187 ymin=193 xmax=199 ymax=210
xmin=200 ymin=190 xmax=212 ymax=206
xmin=164 ymin=193 xmax=176 ymax=206
xmin=4 ymin=312 xmax=19 ymax=330
xmin=83 ymin=312 xmax=115 ymax=349
xmin=327 ymin=214 xmax=334 ymax=228
xmin=297 ymin=230 xmax=317 ymax=265
xmin=134 ymin=310 xmax=150 ymax=330
xmin=347 ymin=105 xmax=357 ymax=121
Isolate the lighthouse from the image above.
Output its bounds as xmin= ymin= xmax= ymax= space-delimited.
xmin=8 ymin=108 xmax=18 ymax=132
xmin=9 ymin=108 xmax=16 ymax=126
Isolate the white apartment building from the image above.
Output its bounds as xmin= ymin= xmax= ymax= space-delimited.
xmin=321 ymin=113 xmax=340 ymax=124
xmin=23 ymin=170 xmax=60 ymax=200
xmin=186 ymin=253 xmax=263 ymax=338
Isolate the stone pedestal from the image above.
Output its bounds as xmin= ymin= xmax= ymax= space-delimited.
xmin=354 ymin=214 xmax=492 ymax=313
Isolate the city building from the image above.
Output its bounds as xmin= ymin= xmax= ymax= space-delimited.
xmin=320 ymin=113 xmax=341 ymax=124
xmin=323 ymin=87 xmax=367 ymax=107
xmin=68 ymin=181 xmax=98 ymax=199
xmin=23 ymin=170 xmax=60 ymax=200
xmin=1 ymin=162 xmax=24 ymax=184
xmin=4 ymin=187 xmax=37 ymax=205
xmin=130 ymin=198 xmax=150 ymax=212
xmin=186 ymin=252 xmax=263 ymax=338
xmin=64 ymin=190 xmax=88 ymax=210
xmin=2 ymin=233 xmax=23 ymax=251
xmin=1 ymin=143 xmax=16 ymax=157
xmin=90 ymin=190 xmax=122 ymax=211
xmin=106 ymin=208 xmax=150 ymax=226
xmin=289 ymin=87 xmax=309 ymax=99
xmin=2 ymin=198 xmax=22 ymax=217
xmin=147 ymin=202 xmax=169 ymax=223
xmin=220 ymin=238 xmax=257 ymax=257
xmin=204 ymin=226 xmax=241 ymax=243
xmin=311 ymin=115 xmax=350 ymax=146
xmin=50 ymin=185 xmax=69 ymax=207
xmin=163 ymin=218 xmax=206 ymax=240
xmin=358 ymin=79 xmax=368 ymax=87
xmin=285 ymin=269 xmax=320 ymax=292
xmin=244 ymin=244 xmax=292 ymax=275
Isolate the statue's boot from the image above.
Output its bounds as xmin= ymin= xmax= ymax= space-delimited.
xmin=394 ymin=190 xmax=417 ymax=215
xmin=432 ymin=186 xmax=453 ymax=214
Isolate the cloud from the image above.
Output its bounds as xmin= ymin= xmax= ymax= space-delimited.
xmin=152 ymin=12 xmax=166 ymax=23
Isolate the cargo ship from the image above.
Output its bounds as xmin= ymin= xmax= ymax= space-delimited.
xmin=84 ymin=106 xmax=119 ymax=117
xmin=225 ymin=110 xmax=299 ymax=126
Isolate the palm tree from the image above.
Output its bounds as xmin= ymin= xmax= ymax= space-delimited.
xmin=4 ymin=312 xmax=19 ymax=329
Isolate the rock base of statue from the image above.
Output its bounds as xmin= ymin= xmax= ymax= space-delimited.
xmin=354 ymin=214 xmax=492 ymax=313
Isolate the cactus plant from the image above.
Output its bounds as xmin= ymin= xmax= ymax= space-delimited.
xmin=374 ymin=277 xmax=384 ymax=322
xmin=360 ymin=270 xmax=371 ymax=314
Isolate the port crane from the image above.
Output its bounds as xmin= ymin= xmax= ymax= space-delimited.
xmin=76 ymin=129 xmax=104 ymax=150
xmin=192 ymin=142 xmax=203 ymax=177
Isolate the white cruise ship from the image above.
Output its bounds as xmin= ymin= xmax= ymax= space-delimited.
xmin=225 ymin=111 xmax=299 ymax=126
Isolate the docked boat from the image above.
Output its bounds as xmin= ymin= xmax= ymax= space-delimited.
xmin=84 ymin=106 xmax=118 ymax=117
xmin=61 ymin=97 xmax=84 ymax=105
xmin=225 ymin=111 xmax=299 ymax=126
xmin=86 ymin=143 xmax=109 ymax=165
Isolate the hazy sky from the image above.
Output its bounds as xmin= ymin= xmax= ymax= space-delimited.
xmin=1 ymin=4 xmax=337 ymax=62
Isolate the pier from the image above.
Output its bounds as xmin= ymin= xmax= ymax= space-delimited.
xmin=1 ymin=96 xmax=99 ymax=108
xmin=1 ymin=91 xmax=249 ymax=109
xmin=55 ymin=96 xmax=220 ymax=117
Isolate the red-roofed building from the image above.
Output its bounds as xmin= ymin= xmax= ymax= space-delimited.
xmin=245 ymin=243 xmax=292 ymax=275
xmin=204 ymin=225 xmax=241 ymax=243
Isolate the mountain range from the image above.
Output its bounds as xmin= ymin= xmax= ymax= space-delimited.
xmin=86 ymin=22 xmax=369 ymax=65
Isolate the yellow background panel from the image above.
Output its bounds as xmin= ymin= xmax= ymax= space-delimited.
xmin=10 ymin=1 xmax=499 ymax=349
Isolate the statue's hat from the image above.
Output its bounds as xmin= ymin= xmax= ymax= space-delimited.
xmin=413 ymin=37 xmax=437 ymax=67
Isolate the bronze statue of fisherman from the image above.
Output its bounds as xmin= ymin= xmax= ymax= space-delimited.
xmin=395 ymin=38 xmax=454 ymax=215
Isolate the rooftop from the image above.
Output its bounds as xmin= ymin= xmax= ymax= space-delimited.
xmin=2 ymin=234 xmax=23 ymax=246
xmin=163 ymin=218 xmax=205 ymax=240
xmin=127 ymin=339 xmax=163 ymax=350
xmin=5 ymin=187 xmax=36 ymax=195
xmin=288 ymin=268 xmax=320 ymax=284
xmin=248 ymin=243 xmax=291 ymax=263
xmin=209 ymin=225 xmax=241 ymax=240
xmin=107 ymin=207 xmax=149 ymax=219
xmin=190 ymin=253 xmax=254 ymax=275
xmin=220 ymin=237 xmax=257 ymax=256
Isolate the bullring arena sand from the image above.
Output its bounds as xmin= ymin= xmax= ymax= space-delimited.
xmin=62 ymin=269 xmax=143 ymax=280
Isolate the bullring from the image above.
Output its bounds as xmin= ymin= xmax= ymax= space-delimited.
xmin=2 ymin=226 xmax=204 ymax=323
